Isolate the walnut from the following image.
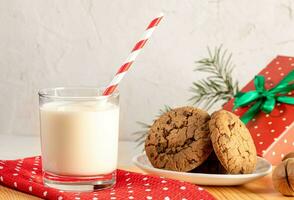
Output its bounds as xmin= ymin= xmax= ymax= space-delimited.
xmin=272 ymin=152 xmax=294 ymax=196
xmin=282 ymin=152 xmax=294 ymax=161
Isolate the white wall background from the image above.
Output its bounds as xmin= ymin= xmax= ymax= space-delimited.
xmin=0 ymin=0 xmax=294 ymax=141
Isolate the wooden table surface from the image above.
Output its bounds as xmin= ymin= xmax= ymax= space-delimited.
xmin=0 ymin=166 xmax=289 ymax=200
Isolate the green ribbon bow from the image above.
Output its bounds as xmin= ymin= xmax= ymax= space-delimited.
xmin=233 ymin=70 xmax=294 ymax=124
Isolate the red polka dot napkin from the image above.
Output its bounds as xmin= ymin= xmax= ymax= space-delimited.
xmin=0 ymin=156 xmax=215 ymax=200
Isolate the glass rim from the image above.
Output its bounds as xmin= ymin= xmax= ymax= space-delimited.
xmin=38 ymin=86 xmax=119 ymax=100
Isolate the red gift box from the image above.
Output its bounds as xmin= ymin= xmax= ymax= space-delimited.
xmin=223 ymin=55 xmax=294 ymax=165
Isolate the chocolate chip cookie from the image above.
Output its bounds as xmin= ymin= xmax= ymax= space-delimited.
xmin=145 ymin=106 xmax=212 ymax=172
xmin=209 ymin=110 xmax=257 ymax=174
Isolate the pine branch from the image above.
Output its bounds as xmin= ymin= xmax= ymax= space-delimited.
xmin=133 ymin=45 xmax=239 ymax=148
xmin=132 ymin=105 xmax=172 ymax=149
xmin=190 ymin=45 xmax=239 ymax=110
xmin=158 ymin=105 xmax=172 ymax=116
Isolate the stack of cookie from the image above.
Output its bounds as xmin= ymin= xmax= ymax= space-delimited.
xmin=145 ymin=107 xmax=257 ymax=174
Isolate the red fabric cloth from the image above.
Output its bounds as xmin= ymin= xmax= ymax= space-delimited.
xmin=0 ymin=156 xmax=215 ymax=200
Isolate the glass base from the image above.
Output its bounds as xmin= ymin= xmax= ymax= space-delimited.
xmin=43 ymin=170 xmax=116 ymax=192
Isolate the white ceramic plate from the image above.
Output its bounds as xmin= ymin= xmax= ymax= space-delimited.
xmin=132 ymin=153 xmax=272 ymax=186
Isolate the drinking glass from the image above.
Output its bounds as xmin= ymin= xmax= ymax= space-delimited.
xmin=39 ymin=87 xmax=119 ymax=191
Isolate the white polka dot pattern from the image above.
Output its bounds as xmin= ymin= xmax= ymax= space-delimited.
xmin=284 ymin=139 xmax=288 ymax=143
xmin=180 ymin=186 xmax=186 ymax=190
xmin=0 ymin=157 xmax=215 ymax=200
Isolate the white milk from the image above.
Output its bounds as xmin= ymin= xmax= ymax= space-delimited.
xmin=40 ymin=101 xmax=119 ymax=176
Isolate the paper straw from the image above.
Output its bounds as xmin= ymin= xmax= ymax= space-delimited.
xmin=103 ymin=13 xmax=164 ymax=96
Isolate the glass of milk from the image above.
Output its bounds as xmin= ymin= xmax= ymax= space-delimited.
xmin=39 ymin=87 xmax=119 ymax=191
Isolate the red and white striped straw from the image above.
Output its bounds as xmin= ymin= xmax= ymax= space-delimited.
xmin=103 ymin=13 xmax=164 ymax=96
